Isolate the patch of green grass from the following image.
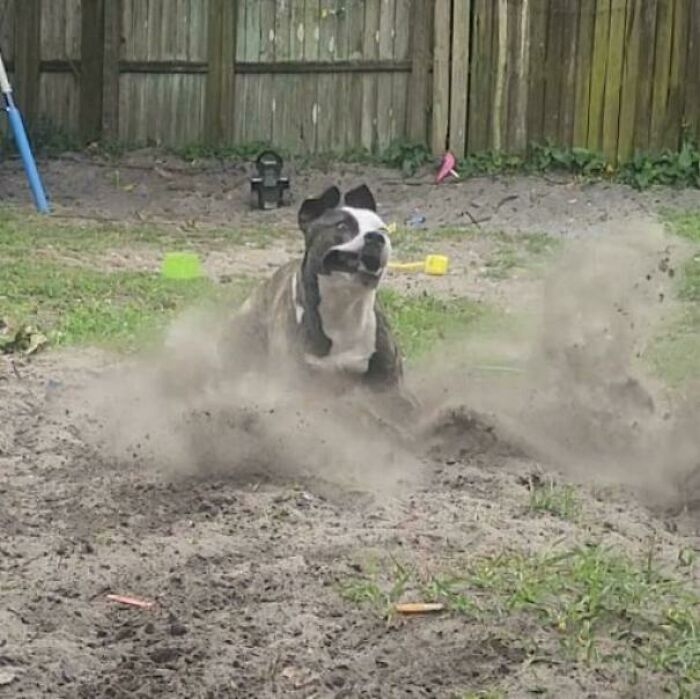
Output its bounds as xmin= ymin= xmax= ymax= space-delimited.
xmin=379 ymin=288 xmax=484 ymax=359
xmin=663 ymin=209 xmax=700 ymax=244
xmin=391 ymin=226 xmax=559 ymax=281
xmin=483 ymin=232 xmax=560 ymax=280
xmin=0 ymin=259 xmax=252 ymax=350
xmin=1 ymin=208 xmax=486 ymax=355
xmin=679 ymin=254 xmax=700 ymax=302
xmin=646 ymin=306 xmax=700 ymax=387
xmin=645 ymin=210 xmax=700 ymax=385
xmin=343 ymin=544 xmax=700 ymax=695
xmin=0 ymin=206 xmax=286 ymax=261
xmin=340 ymin=559 xmax=411 ymax=615
xmin=528 ymin=481 xmax=581 ymax=520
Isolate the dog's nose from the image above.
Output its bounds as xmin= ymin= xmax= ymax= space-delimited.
xmin=364 ymin=231 xmax=386 ymax=247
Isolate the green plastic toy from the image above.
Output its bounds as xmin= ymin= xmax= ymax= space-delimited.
xmin=161 ymin=252 xmax=202 ymax=280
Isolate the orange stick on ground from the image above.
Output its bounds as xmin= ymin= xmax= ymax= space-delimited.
xmin=394 ymin=602 xmax=445 ymax=614
xmin=106 ymin=594 xmax=155 ymax=609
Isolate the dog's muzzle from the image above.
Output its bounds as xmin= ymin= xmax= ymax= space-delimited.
xmin=323 ymin=230 xmax=390 ymax=280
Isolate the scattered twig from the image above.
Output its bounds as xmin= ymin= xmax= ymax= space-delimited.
xmin=106 ymin=594 xmax=156 ymax=610
xmin=494 ymin=194 xmax=519 ymax=212
xmin=460 ymin=209 xmax=491 ymax=228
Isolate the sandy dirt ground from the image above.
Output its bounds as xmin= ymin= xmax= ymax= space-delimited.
xmin=1 ymin=153 xmax=700 ymax=698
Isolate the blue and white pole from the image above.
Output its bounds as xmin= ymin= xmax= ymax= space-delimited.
xmin=0 ymin=49 xmax=49 ymax=213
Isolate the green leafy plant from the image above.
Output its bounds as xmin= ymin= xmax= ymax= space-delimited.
xmin=618 ymin=141 xmax=700 ymax=190
xmin=379 ymin=140 xmax=432 ymax=175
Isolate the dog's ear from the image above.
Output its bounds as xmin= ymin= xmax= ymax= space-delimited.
xmin=298 ymin=186 xmax=341 ymax=232
xmin=344 ymin=184 xmax=377 ymax=212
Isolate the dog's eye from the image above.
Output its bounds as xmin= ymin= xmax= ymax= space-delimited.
xmin=336 ymin=222 xmax=348 ymax=232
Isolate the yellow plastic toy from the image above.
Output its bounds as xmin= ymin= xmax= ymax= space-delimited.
xmin=388 ymin=254 xmax=449 ymax=276
xmin=161 ymin=252 xmax=203 ymax=280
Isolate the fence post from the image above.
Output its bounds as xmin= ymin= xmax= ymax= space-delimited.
xmin=102 ymin=0 xmax=121 ymax=141
xmin=407 ymin=0 xmax=431 ymax=145
xmin=80 ymin=0 xmax=105 ymax=143
xmin=431 ymin=0 xmax=451 ymax=154
xmin=449 ymin=0 xmax=470 ymax=157
xmin=14 ymin=0 xmax=41 ymax=128
xmin=205 ymin=0 xmax=238 ymax=145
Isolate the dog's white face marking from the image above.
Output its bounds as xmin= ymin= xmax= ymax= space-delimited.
xmin=335 ymin=207 xmax=392 ymax=261
xmin=304 ymin=206 xmax=391 ymax=373
xmin=308 ymin=271 xmax=377 ymax=373
xmin=342 ymin=206 xmax=387 ymax=235
xmin=291 ymin=273 xmax=304 ymax=324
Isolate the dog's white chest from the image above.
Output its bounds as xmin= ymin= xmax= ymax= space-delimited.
xmin=308 ymin=273 xmax=377 ymax=373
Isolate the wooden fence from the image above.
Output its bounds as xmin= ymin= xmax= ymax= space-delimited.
xmin=0 ymin=0 xmax=698 ymax=162
xmin=435 ymin=0 xmax=700 ymax=162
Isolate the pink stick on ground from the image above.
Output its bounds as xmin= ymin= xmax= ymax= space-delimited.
xmin=106 ymin=594 xmax=155 ymax=609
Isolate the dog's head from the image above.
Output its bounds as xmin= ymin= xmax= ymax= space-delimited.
xmin=297 ymin=184 xmax=391 ymax=289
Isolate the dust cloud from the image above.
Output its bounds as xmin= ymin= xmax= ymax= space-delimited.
xmin=72 ymin=306 xmax=426 ymax=498
xmin=410 ymin=218 xmax=700 ymax=507
xmin=69 ymin=218 xmax=699 ymax=508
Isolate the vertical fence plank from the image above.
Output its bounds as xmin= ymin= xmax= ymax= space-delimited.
xmin=491 ymin=0 xmax=508 ymax=150
xmin=684 ymin=0 xmax=700 ymax=143
xmin=315 ymin=0 xmax=335 ymax=151
xmin=220 ymin=0 xmax=237 ymax=142
xmin=650 ymin=0 xmax=673 ymax=150
xmin=304 ymin=0 xmax=321 ymax=152
xmin=206 ymin=0 xmax=237 ymax=145
xmin=573 ymin=0 xmax=594 ymax=147
xmin=241 ymin=0 xmax=261 ymax=142
xmin=360 ymin=0 xmax=380 ymax=151
xmin=525 ymin=0 xmax=547 ymax=148
xmin=376 ymin=0 xmax=396 ymax=151
xmin=468 ymin=0 xmax=486 ymax=152
xmin=80 ymin=0 xmax=105 ymax=143
xmin=205 ymin=0 xmax=223 ymax=143
xmin=346 ymin=0 xmax=365 ymax=149
xmin=233 ymin=1 xmax=246 ymax=142
xmin=334 ymin=0 xmax=353 ymax=151
xmin=407 ymin=0 xmax=431 ymax=144
xmin=289 ymin=0 xmax=304 ymax=60
xmin=0 ymin=1 xmax=15 ymax=63
xmin=506 ymin=0 xmax=530 ymax=153
xmin=272 ymin=0 xmax=291 ymax=148
xmin=617 ymin=0 xmax=640 ymax=162
xmin=431 ymin=0 xmax=450 ymax=154
xmin=102 ymin=0 xmax=121 ymax=140
xmin=558 ymin=0 xmax=579 ymax=147
xmin=543 ymin=0 xmax=564 ymax=143
xmin=587 ymin=0 xmax=611 ymax=152
xmin=391 ymin=0 xmax=410 ymax=143
xmin=257 ymin=0 xmax=276 ymax=143
xmin=294 ymin=0 xmax=316 ymax=153
xmin=14 ymin=0 xmax=41 ymax=124
xmin=632 ymin=0 xmax=657 ymax=152
xmin=602 ymin=0 xmax=626 ymax=161
xmin=290 ymin=7 xmax=306 ymax=154
xmin=449 ymin=0 xmax=470 ymax=156
xmin=664 ymin=0 xmax=690 ymax=149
